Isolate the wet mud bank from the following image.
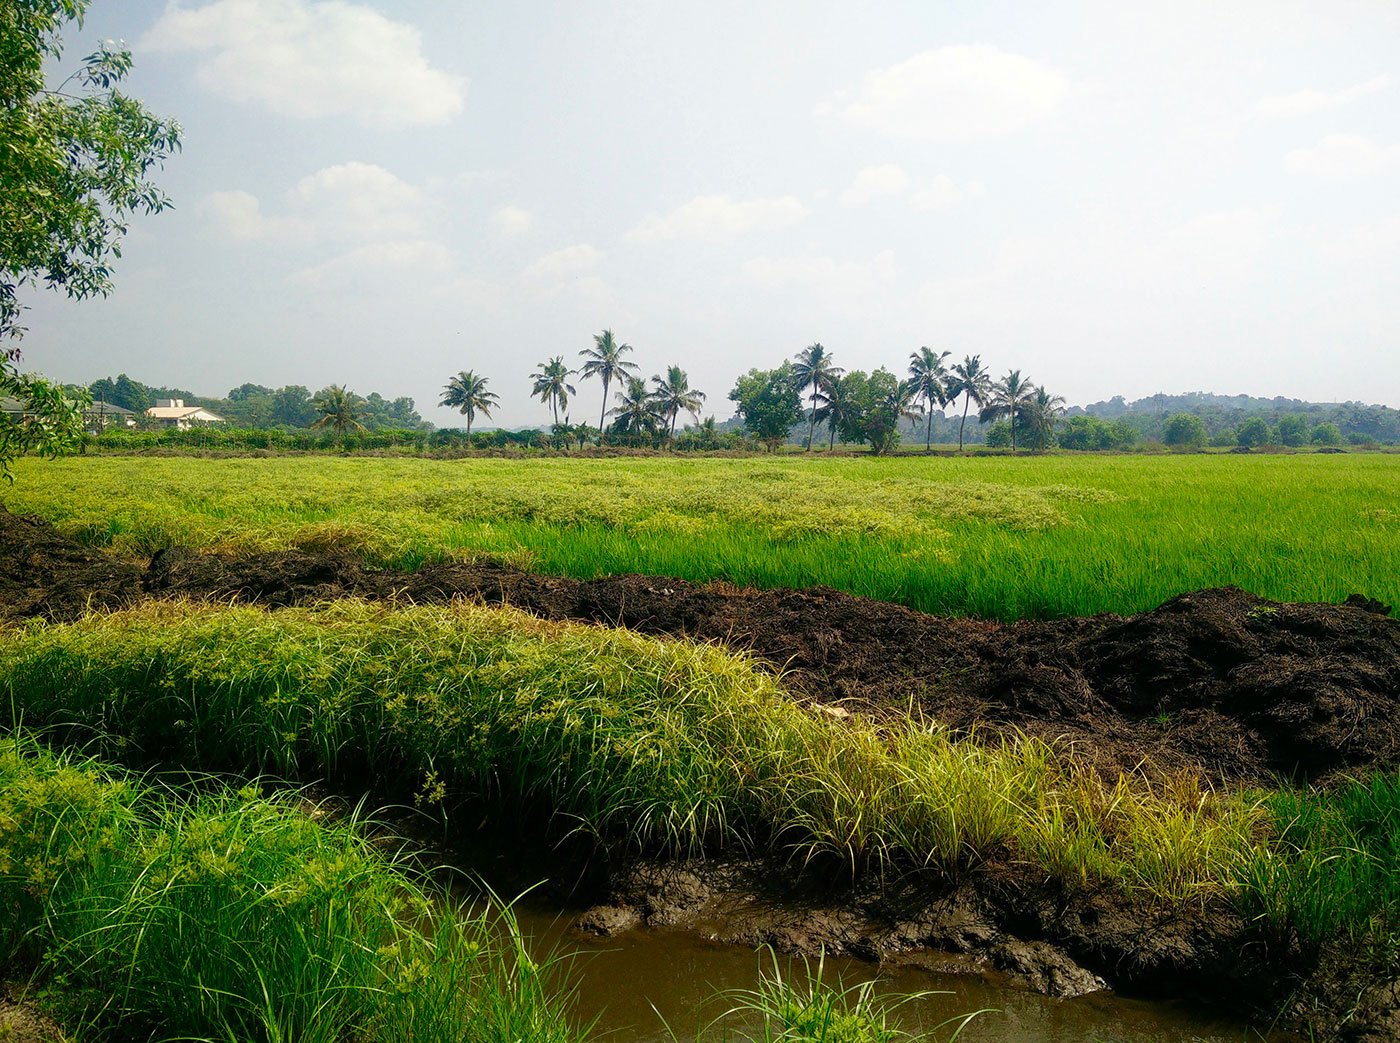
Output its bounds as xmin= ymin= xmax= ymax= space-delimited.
xmin=4 ymin=506 xmax=1400 ymax=1037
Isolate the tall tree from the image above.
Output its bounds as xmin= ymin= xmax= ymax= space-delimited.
xmin=2 ymin=2 xmax=180 ymax=475
xmin=271 ymin=385 xmax=316 ymax=427
xmin=311 ymin=385 xmax=367 ymax=439
xmin=608 ymin=375 xmax=662 ymax=438
xmin=948 ymin=355 xmax=993 ymax=453
xmin=813 ymin=374 xmax=857 ymax=450
xmin=791 ymin=343 xmax=843 ymax=451
xmin=979 ymin=369 xmax=1035 ymax=453
xmin=856 ymin=369 xmax=920 ymax=455
xmin=728 ymin=364 xmax=803 ymax=452
xmin=579 ymin=329 xmax=639 ymax=442
xmin=1023 ymin=386 xmax=1066 ymax=450
xmin=651 ymin=365 xmax=706 ymax=442
xmin=440 ymin=370 xmax=498 ymax=441
xmin=907 ymin=347 xmax=951 ymax=452
xmin=530 ymin=356 xmax=577 ymax=428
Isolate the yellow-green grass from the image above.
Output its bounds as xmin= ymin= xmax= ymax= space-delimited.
xmin=0 ymin=600 xmax=1259 ymax=904
xmin=697 ymin=950 xmax=985 ymax=1043
xmin=0 ymin=734 xmax=579 ymax=1043
xmin=5 ymin=454 xmax=1398 ymax=618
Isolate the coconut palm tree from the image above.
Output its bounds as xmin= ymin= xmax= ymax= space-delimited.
xmin=869 ymin=378 xmax=923 ymax=454
xmin=530 ymin=356 xmax=576 ymax=428
xmin=651 ymin=365 xmax=706 ymax=443
xmin=1023 ymin=386 xmax=1067 ymax=450
xmin=579 ymin=329 xmax=639 ymax=442
xmin=311 ymin=385 xmax=367 ymax=439
xmin=791 ymin=342 xmax=843 ymax=451
xmin=979 ymin=369 xmax=1035 ymax=453
xmin=609 ymin=375 xmax=662 ymax=438
xmin=908 ymin=347 xmax=951 ymax=452
xmin=813 ymin=375 xmax=855 ymax=450
xmin=948 ymin=355 xmax=993 ymax=453
xmin=440 ymin=370 xmax=498 ymax=441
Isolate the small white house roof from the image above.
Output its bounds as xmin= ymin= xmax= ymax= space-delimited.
xmin=146 ymin=399 xmax=224 ymax=422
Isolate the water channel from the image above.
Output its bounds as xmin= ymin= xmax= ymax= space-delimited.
xmin=513 ymin=902 xmax=1284 ymax=1043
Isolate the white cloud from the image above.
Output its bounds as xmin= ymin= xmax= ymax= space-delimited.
xmin=490 ymin=205 xmax=534 ymax=236
xmin=1286 ymin=133 xmax=1400 ymax=177
xmin=1256 ymin=74 xmax=1391 ymax=118
xmin=627 ymin=194 xmax=809 ymax=242
xmin=908 ymin=175 xmax=985 ymax=212
xmin=522 ymin=243 xmax=603 ymax=281
xmin=840 ymin=164 xmax=911 ymax=206
xmin=817 ymin=45 xmax=1070 ymax=141
xmin=290 ymin=162 xmax=424 ymax=239
xmin=202 ymin=162 xmax=424 ymax=243
xmin=142 ymin=0 xmax=466 ymax=129
xmin=742 ymin=250 xmax=897 ymax=296
xmin=288 ymin=239 xmax=455 ymax=286
xmin=201 ymin=190 xmax=310 ymax=241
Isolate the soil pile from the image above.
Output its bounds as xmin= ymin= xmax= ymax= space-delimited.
xmin=0 ymin=508 xmax=141 ymax=621
xmin=4 ymin=505 xmax=1398 ymax=785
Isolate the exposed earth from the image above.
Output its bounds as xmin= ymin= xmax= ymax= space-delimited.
xmin=4 ymin=504 xmax=1400 ymax=1038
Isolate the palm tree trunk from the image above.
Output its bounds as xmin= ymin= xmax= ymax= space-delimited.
xmin=806 ymin=388 xmax=816 ymax=451
xmin=926 ymin=405 xmax=933 ymax=452
xmin=598 ymin=376 xmax=610 ymax=445
xmin=1010 ymin=404 xmax=1016 ymax=453
xmin=829 ymin=421 xmax=837 ymax=450
xmin=466 ymin=413 xmax=472 ymax=443
xmin=959 ymin=397 xmax=970 ymax=452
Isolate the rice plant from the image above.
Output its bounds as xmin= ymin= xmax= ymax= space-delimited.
xmin=6 ymin=453 xmax=1396 ymax=619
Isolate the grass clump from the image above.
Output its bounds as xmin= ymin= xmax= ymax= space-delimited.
xmin=699 ymin=951 xmax=986 ymax=1043
xmin=0 ymin=734 xmax=579 ymax=1043
xmin=1240 ymin=771 xmax=1400 ymax=952
xmin=0 ymin=600 xmax=1257 ymax=904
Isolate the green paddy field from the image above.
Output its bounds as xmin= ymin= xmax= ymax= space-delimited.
xmin=5 ymin=452 xmax=1397 ymax=619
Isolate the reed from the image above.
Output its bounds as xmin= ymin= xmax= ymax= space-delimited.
xmin=0 ymin=600 xmax=1257 ymax=904
xmin=0 ymin=733 xmax=580 ymax=1043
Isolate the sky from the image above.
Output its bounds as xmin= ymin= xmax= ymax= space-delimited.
xmin=19 ymin=0 xmax=1400 ymax=428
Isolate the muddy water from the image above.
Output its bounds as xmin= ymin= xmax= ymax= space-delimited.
xmin=513 ymin=905 xmax=1281 ymax=1043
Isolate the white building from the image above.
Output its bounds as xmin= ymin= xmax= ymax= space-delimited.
xmin=145 ymin=399 xmax=225 ymax=429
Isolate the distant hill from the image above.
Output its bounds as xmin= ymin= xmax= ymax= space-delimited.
xmin=1068 ymin=393 xmax=1399 ymax=445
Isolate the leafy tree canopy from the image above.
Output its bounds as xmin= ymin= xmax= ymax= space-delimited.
xmin=1162 ymin=412 xmax=1208 ymax=449
xmin=2 ymin=0 xmax=181 ymax=343
xmin=728 ymin=364 xmax=802 ymax=451
xmin=2 ymin=1 xmax=180 ymax=475
xmin=1236 ymin=416 xmax=1272 ymax=448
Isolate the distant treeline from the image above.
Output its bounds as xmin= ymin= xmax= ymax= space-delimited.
xmin=82 ymin=372 xmax=1398 ymax=449
xmin=86 ymin=375 xmax=431 ymax=431
xmin=83 ymin=421 xmax=748 ymax=454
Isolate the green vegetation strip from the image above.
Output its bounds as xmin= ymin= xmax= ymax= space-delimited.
xmin=2 ymin=600 xmax=1255 ymax=904
xmin=8 ymin=454 xmax=1399 ymax=618
xmin=0 ymin=734 xmax=576 ymax=1043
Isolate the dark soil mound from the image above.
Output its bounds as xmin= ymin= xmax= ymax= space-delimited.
xmin=0 ymin=509 xmax=141 ymax=620
xmin=4 ymin=505 xmax=1399 ymax=785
